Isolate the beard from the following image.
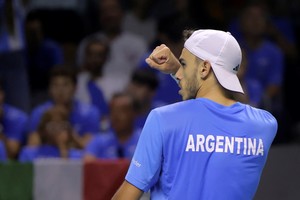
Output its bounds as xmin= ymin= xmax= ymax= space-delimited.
xmin=183 ymin=73 xmax=199 ymax=100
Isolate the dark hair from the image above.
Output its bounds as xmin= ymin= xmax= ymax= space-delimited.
xmin=49 ymin=66 xmax=77 ymax=85
xmin=131 ymin=68 xmax=159 ymax=91
xmin=183 ymin=29 xmax=196 ymax=41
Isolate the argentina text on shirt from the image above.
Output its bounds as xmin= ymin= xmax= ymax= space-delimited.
xmin=185 ymin=134 xmax=264 ymax=156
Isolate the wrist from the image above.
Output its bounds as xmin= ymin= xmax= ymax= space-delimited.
xmin=169 ymin=54 xmax=181 ymax=74
xmin=170 ymin=73 xmax=179 ymax=84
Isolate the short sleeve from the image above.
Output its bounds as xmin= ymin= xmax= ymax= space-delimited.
xmin=125 ymin=110 xmax=163 ymax=192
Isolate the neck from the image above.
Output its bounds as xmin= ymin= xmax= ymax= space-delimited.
xmin=197 ymin=80 xmax=236 ymax=106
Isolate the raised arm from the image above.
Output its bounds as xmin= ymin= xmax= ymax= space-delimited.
xmin=145 ymin=44 xmax=181 ymax=75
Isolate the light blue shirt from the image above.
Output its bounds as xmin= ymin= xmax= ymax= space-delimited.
xmin=125 ymin=98 xmax=277 ymax=200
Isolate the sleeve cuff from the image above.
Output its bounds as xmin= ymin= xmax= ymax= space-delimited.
xmin=170 ymin=74 xmax=179 ymax=84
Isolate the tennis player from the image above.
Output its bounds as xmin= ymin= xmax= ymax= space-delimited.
xmin=112 ymin=29 xmax=278 ymax=200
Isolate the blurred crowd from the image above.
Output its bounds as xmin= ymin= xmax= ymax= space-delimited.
xmin=0 ymin=0 xmax=300 ymax=162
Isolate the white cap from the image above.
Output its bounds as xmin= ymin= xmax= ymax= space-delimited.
xmin=184 ymin=29 xmax=244 ymax=94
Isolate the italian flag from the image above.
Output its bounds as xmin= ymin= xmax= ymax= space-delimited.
xmin=0 ymin=159 xmax=130 ymax=200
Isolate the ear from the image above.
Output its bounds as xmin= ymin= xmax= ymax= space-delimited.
xmin=199 ymin=60 xmax=212 ymax=79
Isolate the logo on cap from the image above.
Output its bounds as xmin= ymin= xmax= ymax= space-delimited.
xmin=233 ymin=64 xmax=240 ymax=72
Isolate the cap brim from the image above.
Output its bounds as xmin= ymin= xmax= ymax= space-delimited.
xmin=211 ymin=64 xmax=244 ymax=94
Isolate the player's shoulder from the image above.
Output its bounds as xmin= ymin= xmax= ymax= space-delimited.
xmin=151 ymin=100 xmax=194 ymax=116
xmin=245 ymin=104 xmax=278 ymax=126
xmin=246 ymin=104 xmax=275 ymax=117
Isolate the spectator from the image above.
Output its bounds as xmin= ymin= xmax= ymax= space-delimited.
xmin=0 ymin=80 xmax=28 ymax=160
xmin=77 ymin=0 xmax=148 ymax=102
xmin=112 ymin=28 xmax=278 ymax=200
xmin=0 ymin=0 xmax=31 ymax=113
xmin=24 ymin=10 xmax=64 ymax=108
xmin=26 ymin=66 xmax=101 ymax=149
xmin=75 ymin=35 xmax=110 ymax=131
xmin=125 ymin=67 xmax=159 ymax=129
xmin=84 ymin=92 xmax=141 ymax=161
xmin=19 ymin=106 xmax=83 ymax=162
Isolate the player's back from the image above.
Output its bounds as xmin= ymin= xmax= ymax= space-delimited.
xmin=152 ymin=97 xmax=277 ymax=200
